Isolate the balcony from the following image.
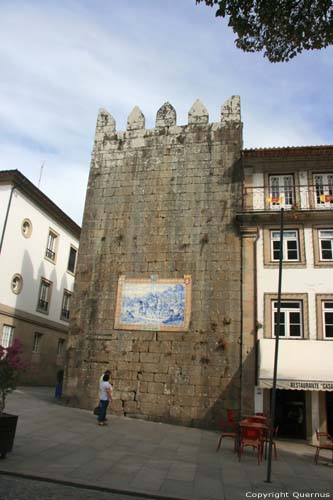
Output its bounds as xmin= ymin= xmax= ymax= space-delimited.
xmin=61 ymin=308 xmax=70 ymax=321
xmin=237 ymin=184 xmax=333 ymax=225
xmin=38 ymin=299 xmax=49 ymax=313
xmin=45 ymin=248 xmax=56 ymax=261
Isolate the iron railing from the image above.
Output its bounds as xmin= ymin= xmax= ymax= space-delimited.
xmin=240 ymin=184 xmax=333 ymax=212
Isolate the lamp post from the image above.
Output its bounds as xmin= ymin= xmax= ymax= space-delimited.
xmin=266 ymin=207 xmax=284 ymax=483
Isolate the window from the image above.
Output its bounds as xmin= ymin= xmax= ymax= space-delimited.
xmin=67 ymin=246 xmax=77 ymax=274
xmin=45 ymin=229 xmax=58 ymax=262
xmin=21 ymin=218 xmax=32 ymax=238
xmin=272 ymin=301 xmax=303 ymax=338
xmin=319 ymin=230 xmax=333 ymax=261
xmin=322 ymin=302 xmax=333 ymax=339
xmin=271 ymin=230 xmax=299 ymax=261
xmin=314 ymin=173 xmax=333 ymax=207
xmin=1 ymin=325 xmax=14 ymax=347
xmin=269 ymin=175 xmax=294 ymax=209
xmin=61 ymin=290 xmax=72 ymax=321
xmin=32 ymin=333 xmax=43 ymax=353
xmin=37 ymin=278 xmax=52 ymax=314
xmin=57 ymin=338 xmax=66 ymax=356
xmin=11 ymin=273 xmax=23 ymax=294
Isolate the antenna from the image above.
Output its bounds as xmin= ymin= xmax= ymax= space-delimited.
xmin=38 ymin=161 xmax=45 ymax=189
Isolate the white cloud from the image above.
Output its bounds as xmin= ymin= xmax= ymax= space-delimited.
xmin=1 ymin=0 xmax=333 ymax=222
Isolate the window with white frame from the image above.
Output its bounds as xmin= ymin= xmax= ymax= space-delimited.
xmin=67 ymin=246 xmax=77 ymax=274
xmin=272 ymin=301 xmax=303 ymax=338
xmin=37 ymin=278 xmax=52 ymax=314
xmin=57 ymin=338 xmax=66 ymax=356
xmin=45 ymin=229 xmax=58 ymax=261
xmin=269 ymin=175 xmax=294 ymax=208
xmin=1 ymin=325 xmax=14 ymax=347
xmin=271 ymin=230 xmax=299 ymax=261
xmin=314 ymin=173 xmax=333 ymax=207
xmin=61 ymin=290 xmax=72 ymax=321
xmin=32 ymin=333 xmax=43 ymax=353
xmin=318 ymin=229 xmax=333 ymax=261
xmin=322 ymin=301 xmax=333 ymax=339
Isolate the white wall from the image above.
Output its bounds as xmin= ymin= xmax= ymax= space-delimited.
xmin=0 ymin=185 xmax=79 ymax=325
xmin=0 ymin=184 xmax=12 ymax=237
xmin=256 ymin=225 xmax=333 ymax=341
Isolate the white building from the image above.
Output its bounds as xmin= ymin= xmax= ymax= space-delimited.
xmin=238 ymin=146 xmax=333 ymax=443
xmin=0 ymin=170 xmax=80 ymax=385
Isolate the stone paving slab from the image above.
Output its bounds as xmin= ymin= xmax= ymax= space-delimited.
xmin=1 ymin=387 xmax=333 ymax=500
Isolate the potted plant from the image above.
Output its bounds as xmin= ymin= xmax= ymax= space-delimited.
xmin=0 ymin=338 xmax=28 ymax=458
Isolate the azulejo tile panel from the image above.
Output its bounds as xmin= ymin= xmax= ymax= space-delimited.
xmin=114 ymin=275 xmax=192 ymax=332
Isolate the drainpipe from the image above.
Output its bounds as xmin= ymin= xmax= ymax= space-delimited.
xmin=0 ymin=186 xmax=15 ymax=254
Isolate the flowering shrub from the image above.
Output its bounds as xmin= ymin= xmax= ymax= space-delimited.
xmin=0 ymin=338 xmax=29 ymax=415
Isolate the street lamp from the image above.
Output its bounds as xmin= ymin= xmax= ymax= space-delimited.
xmin=265 ymin=207 xmax=284 ymax=483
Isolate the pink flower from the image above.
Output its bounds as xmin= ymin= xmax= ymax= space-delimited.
xmin=0 ymin=338 xmax=30 ymax=415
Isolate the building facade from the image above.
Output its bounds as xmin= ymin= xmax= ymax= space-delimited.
xmin=238 ymin=147 xmax=333 ymax=442
xmin=0 ymin=170 xmax=80 ymax=385
xmin=64 ymin=97 xmax=245 ymax=427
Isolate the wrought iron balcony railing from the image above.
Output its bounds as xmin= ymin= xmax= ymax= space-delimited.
xmin=61 ymin=308 xmax=70 ymax=321
xmin=45 ymin=248 xmax=56 ymax=260
xmin=38 ymin=299 xmax=49 ymax=312
xmin=240 ymin=184 xmax=333 ymax=212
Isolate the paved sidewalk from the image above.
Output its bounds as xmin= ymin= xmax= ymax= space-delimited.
xmin=1 ymin=387 xmax=333 ymax=500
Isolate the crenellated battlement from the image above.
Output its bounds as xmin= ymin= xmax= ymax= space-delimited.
xmin=94 ymin=96 xmax=241 ymax=145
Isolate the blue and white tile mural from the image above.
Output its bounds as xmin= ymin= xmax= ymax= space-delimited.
xmin=120 ymin=283 xmax=185 ymax=327
xmin=115 ymin=279 xmax=190 ymax=330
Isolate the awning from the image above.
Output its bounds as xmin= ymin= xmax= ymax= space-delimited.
xmin=258 ymin=338 xmax=333 ymax=391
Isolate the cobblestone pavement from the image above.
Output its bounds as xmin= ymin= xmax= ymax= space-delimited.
xmin=0 ymin=474 xmax=161 ymax=500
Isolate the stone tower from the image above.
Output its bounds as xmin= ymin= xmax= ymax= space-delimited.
xmin=64 ymin=96 xmax=243 ymax=427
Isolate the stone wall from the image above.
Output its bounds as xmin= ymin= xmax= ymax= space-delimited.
xmin=64 ymin=97 xmax=243 ymax=427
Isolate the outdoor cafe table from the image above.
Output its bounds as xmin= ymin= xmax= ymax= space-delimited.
xmin=239 ymin=420 xmax=270 ymax=459
xmin=242 ymin=415 xmax=268 ymax=422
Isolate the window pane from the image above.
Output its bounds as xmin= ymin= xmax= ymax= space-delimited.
xmin=321 ymin=240 xmax=333 ymax=260
xmin=274 ymin=312 xmax=285 ymax=336
xmin=325 ymin=312 xmax=333 ymax=323
xmin=325 ymin=326 xmax=333 ymax=338
xmin=324 ymin=303 xmax=333 ymax=309
xmin=284 ymin=231 xmax=297 ymax=238
xmin=289 ymin=312 xmax=300 ymax=323
xmin=320 ymin=230 xmax=333 ymax=238
xmin=287 ymin=240 xmax=298 ymax=260
xmin=1 ymin=325 xmax=14 ymax=347
xmin=289 ymin=324 xmax=301 ymax=337
xmin=273 ymin=241 xmax=280 ymax=260
xmin=280 ymin=302 xmax=300 ymax=309
xmin=67 ymin=247 xmax=77 ymax=273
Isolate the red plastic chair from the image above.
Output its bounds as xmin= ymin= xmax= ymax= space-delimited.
xmin=238 ymin=426 xmax=263 ymax=465
xmin=216 ymin=418 xmax=238 ymax=453
xmin=315 ymin=430 xmax=333 ymax=464
xmin=263 ymin=425 xmax=279 ymax=460
xmin=227 ymin=409 xmax=236 ymax=423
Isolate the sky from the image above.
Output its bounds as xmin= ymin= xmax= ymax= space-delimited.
xmin=1 ymin=0 xmax=333 ymax=225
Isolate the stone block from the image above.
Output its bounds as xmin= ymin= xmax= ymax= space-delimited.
xmin=147 ymin=382 xmax=164 ymax=394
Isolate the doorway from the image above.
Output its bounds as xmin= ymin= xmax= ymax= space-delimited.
xmin=275 ymin=389 xmax=306 ymax=439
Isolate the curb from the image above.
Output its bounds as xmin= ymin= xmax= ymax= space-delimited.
xmin=0 ymin=470 xmax=190 ymax=500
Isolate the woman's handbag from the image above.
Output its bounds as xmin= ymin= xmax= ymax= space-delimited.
xmin=93 ymin=405 xmax=100 ymax=416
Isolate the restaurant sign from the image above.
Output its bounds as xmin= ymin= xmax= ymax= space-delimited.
xmin=260 ymin=379 xmax=333 ymax=391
